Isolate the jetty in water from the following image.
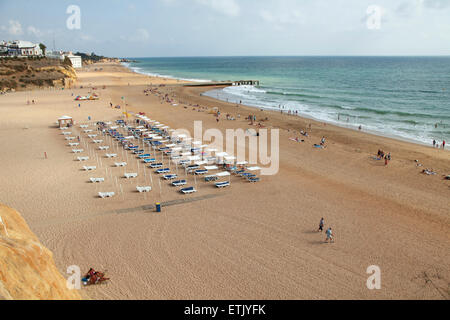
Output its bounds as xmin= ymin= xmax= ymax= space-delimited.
xmin=183 ymin=80 xmax=260 ymax=87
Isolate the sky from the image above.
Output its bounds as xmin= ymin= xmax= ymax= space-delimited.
xmin=1 ymin=0 xmax=449 ymax=57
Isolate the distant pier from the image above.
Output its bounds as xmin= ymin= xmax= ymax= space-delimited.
xmin=183 ymin=80 xmax=260 ymax=87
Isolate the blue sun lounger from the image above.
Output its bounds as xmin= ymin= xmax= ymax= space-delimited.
xmin=150 ymin=163 xmax=163 ymax=169
xmin=143 ymin=158 xmax=156 ymax=164
xmin=235 ymin=170 xmax=245 ymax=175
xmin=163 ymin=174 xmax=178 ymax=180
xmin=172 ymin=180 xmax=187 ymax=187
xmin=248 ymin=177 xmax=260 ymax=183
xmin=215 ymin=181 xmax=230 ymax=188
xmin=194 ymin=169 xmax=208 ymax=175
xmin=180 ymin=187 xmax=197 ymax=194
xmin=133 ymin=149 xmax=144 ymax=155
xmin=156 ymin=168 xmax=170 ymax=174
xmin=139 ymin=154 xmax=151 ymax=159
xmin=205 ymin=175 xmax=219 ymax=182
xmin=186 ymin=165 xmax=200 ymax=173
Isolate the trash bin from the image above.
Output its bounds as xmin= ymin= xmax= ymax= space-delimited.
xmin=156 ymin=203 xmax=161 ymax=213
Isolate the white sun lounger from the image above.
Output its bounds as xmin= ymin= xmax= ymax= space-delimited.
xmin=62 ymin=132 xmax=72 ymax=136
xmin=77 ymin=156 xmax=89 ymax=162
xmin=69 ymin=142 xmax=79 ymax=147
xmin=73 ymin=149 xmax=84 ymax=154
xmin=93 ymin=140 xmax=103 ymax=144
xmin=163 ymin=174 xmax=178 ymax=180
xmin=136 ymin=186 xmax=152 ymax=193
xmin=83 ymin=166 xmax=97 ymax=171
xmin=180 ymin=187 xmax=197 ymax=194
xmin=84 ymin=129 xmax=93 ymax=133
xmin=60 ymin=127 xmax=69 ymax=130
xmin=124 ymin=173 xmax=138 ymax=179
xmin=215 ymin=181 xmax=230 ymax=188
xmin=98 ymin=192 xmax=115 ymax=199
xmin=88 ymin=134 xmax=98 ymax=138
xmin=66 ymin=137 xmax=76 ymax=141
xmin=80 ymin=125 xmax=89 ymax=128
xmin=90 ymin=178 xmax=105 ymax=183
xmin=115 ymin=162 xmax=127 ymax=167
xmin=99 ymin=146 xmax=110 ymax=151
xmin=106 ymin=154 xmax=118 ymax=158
xmin=172 ymin=180 xmax=187 ymax=187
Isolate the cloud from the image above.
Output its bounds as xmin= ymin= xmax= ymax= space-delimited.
xmin=80 ymin=34 xmax=94 ymax=41
xmin=259 ymin=9 xmax=303 ymax=25
xmin=195 ymin=0 xmax=240 ymax=17
xmin=423 ymin=0 xmax=450 ymax=9
xmin=4 ymin=20 xmax=23 ymax=36
xmin=27 ymin=26 xmax=43 ymax=37
xmin=121 ymin=28 xmax=150 ymax=42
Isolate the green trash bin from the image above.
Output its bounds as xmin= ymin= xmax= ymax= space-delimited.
xmin=156 ymin=203 xmax=161 ymax=213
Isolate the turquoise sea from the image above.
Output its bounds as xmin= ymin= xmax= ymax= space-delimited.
xmin=123 ymin=57 xmax=450 ymax=146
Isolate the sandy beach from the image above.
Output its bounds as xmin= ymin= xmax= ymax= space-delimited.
xmin=0 ymin=62 xmax=448 ymax=300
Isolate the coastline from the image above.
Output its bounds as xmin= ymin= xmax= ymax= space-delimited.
xmin=0 ymin=61 xmax=448 ymax=300
xmin=121 ymin=61 xmax=448 ymax=151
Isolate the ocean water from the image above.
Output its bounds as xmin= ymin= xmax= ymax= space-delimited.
xmin=124 ymin=57 xmax=450 ymax=146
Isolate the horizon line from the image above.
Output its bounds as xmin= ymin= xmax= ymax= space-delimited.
xmin=121 ymin=54 xmax=450 ymax=59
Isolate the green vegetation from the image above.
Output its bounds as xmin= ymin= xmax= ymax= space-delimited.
xmin=74 ymin=51 xmax=107 ymax=63
xmin=39 ymin=43 xmax=46 ymax=56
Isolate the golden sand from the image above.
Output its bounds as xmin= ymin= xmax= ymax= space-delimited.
xmin=0 ymin=62 xmax=448 ymax=300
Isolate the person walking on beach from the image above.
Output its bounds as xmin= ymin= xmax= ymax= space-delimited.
xmin=433 ymin=140 xmax=436 ymax=148
xmin=443 ymin=140 xmax=446 ymax=149
xmin=318 ymin=218 xmax=325 ymax=233
xmin=325 ymin=228 xmax=334 ymax=243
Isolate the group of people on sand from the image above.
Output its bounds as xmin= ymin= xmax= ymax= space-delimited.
xmin=432 ymin=139 xmax=446 ymax=149
xmin=377 ymin=149 xmax=391 ymax=166
xmin=318 ymin=218 xmax=334 ymax=243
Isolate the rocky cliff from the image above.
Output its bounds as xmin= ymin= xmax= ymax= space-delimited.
xmin=0 ymin=203 xmax=81 ymax=300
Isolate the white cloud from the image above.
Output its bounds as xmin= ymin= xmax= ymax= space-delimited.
xmin=195 ymin=0 xmax=240 ymax=17
xmin=6 ymin=20 xmax=23 ymax=36
xmin=27 ymin=26 xmax=43 ymax=37
xmin=260 ymin=9 xmax=304 ymax=25
xmin=80 ymin=34 xmax=94 ymax=41
xmin=121 ymin=28 xmax=150 ymax=42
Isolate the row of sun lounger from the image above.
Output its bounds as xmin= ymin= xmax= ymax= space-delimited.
xmin=73 ymin=120 xmax=263 ymax=201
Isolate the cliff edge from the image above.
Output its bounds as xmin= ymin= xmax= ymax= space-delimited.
xmin=0 ymin=203 xmax=81 ymax=300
